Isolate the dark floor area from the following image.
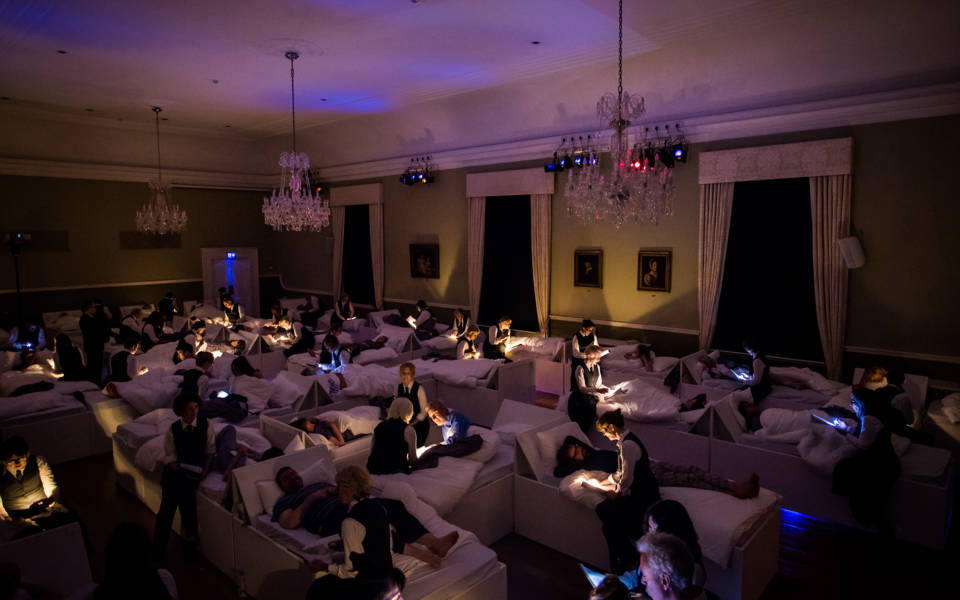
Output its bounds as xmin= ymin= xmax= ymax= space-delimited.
xmin=53 ymin=452 xmax=956 ymax=599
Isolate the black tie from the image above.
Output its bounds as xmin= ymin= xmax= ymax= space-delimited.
xmin=186 ymin=425 xmax=195 ymax=433
xmin=16 ymin=470 xmax=22 ymax=480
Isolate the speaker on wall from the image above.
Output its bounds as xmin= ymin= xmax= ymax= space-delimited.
xmin=838 ymin=236 xmax=865 ymax=269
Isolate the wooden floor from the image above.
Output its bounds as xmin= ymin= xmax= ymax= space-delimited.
xmin=54 ymin=453 xmax=956 ymax=600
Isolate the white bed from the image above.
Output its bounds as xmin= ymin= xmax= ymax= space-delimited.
xmin=514 ymin=422 xmax=781 ymax=600
xmin=230 ymin=445 xmax=507 ymax=599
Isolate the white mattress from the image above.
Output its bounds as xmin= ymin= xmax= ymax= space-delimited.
xmin=200 ymin=472 xmax=229 ymax=503
xmin=473 ymin=444 xmax=514 ymax=489
xmin=0 ymin=399 xmax=87 ymax=425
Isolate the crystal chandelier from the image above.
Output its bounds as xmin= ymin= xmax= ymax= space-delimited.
xmin=135 ymin=106 xmax=187 ymax=235
xmin=263 ymin=51 xmax=330 ymax=232
xmin=565 ymin=0 xmax=676 ymax=228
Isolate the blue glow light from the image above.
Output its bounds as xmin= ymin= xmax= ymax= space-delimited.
xmin=226 ymin=251 xmax=237 ymax=260
xmin=674 ymin=148 xmax=683 ymax=158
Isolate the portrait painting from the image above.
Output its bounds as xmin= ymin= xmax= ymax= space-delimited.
xmin=409 ymin=243 xmax=440 ymax=279
xmin=574 ymin=249 xmax=603 ymax=288
xmin=638 ymin=249 xmax=672 ymax=292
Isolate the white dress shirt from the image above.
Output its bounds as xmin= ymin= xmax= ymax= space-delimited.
xmin=162 ymin=417 xmax=216 ymax=466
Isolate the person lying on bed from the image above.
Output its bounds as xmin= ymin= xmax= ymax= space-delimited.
xmin=554 ymin=436 xmax=759 ymax=498
xmin=832 ymin=388 xmax=901 ymax=532
xmin=230 ymin=355 xmax=262 ymax=379
xmin=0 ymin=436 xmax=76 ymax=540
xmin=623 ymin=344 xmax=655 ymax=372
xmin=448 ymin=308 xmax=470 ymax=342
xmin=483 ymin=316 xmax=513 ymax=360
xmin=367 ymin=399 xmax=418 ymax=474
xmin=54 ymin=334 xmax=87 ymax=382
xmin=305 ymin=466 xmax=458 ymax=598
xmin=456 ymin=326 xmax=482 ymax=360
xmin=291 ymin=415 xmax=348 ymax=447
xmin=275 ymin=465 xmax=458 ymax=564
xmin=569 ymin=345 xmax=616 ymax=434
xmin=335 ymin=292 xmax=357 ymax=322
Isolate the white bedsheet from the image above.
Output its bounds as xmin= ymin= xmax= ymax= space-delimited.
xmin=113 ymin=369 xmax=185 ymax=414
xmin=353 ymin=346 xmax=399 ymax=365
xmin=559 ymin=471 xmax=779 ymax=566
xmin=409 ymin=358 xmax=499 ymax=388
xmin=0 ymin=389 xmax=85 ymax=421
xmin=596 ymin=378 xmax=686 ymax=422
xmin=134 ymin=422 xmax=271 ymax=472
xmin=372 ymin=457 xmax=483 ymax=516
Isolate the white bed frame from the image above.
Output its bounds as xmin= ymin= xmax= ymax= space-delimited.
xmin=0 ymin=521 xmax=93 ymax=597
xmin=513 ymin=426 xmax=781 ymax=600
xmin=435 ymin=360 xmax=534 ymax=428
xmin=230 ymin=445 xmax=508 ymax=599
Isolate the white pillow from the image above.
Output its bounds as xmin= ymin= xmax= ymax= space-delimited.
xmin=268 ymin=374 xmax=303 ymax=408
xmin=135 ymin=408 xmax=177 ymax=425
xmin=256 ymin=480 xmax=285 ymax=515
xmin=536 ymin=422 xmax=591 ymax=475
xmin=301 ymin=458 xmax=336 ymax=487
xmin=493 ymin=422 xmax=529 ymax=446
xmin=462 ymin=426 xmax=500 ymax=463
xmin=283 ymin=434 xmax=305 ymax=454
xmin=232 ymin=375 xmax=275 ymax=413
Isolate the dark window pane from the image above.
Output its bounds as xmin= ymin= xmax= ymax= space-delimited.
xmin=712 ymin=178 xmax=823 ymax=361
xmin=342 ymin=204 xmax=375 ymax=306
xmin=478 ymin=195 xmax=539 ymax=331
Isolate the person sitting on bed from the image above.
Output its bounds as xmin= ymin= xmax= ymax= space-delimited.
xmin=457 ymin=326 xmax=482 ymax=360
xmin=230 ymin=355 xmax=262 ymax=379
xmin=108 ymin=337 xmax=143 ymax=383
xmin=54 ymin=333 xmax=87 ymax=382
xmin=554 ymin=436 xmax=759 ymax=497
xmin=449 ymin=308 xmax=470 ymax=342
xmin=172 ymin=339 xmax=196 ymax=366
xmin=153 ymin=393 xmax=214 ymax=558
xmin=291 ymin=415 xmax=348 ymax=447
xmin=140 ymin=311 xmax=176 ymax=353
xmin=367 ymin=398 xmax=417 ymax=475
xmin=275 ymin=466 xmax=457 ymax=567
xmin=635 ymin=531 xmax=701 ymax=600
xmin=0 ymin=437 xmax=74 ymax=539
xmin=263 ymin=302 xmax=289 ymax=329
xmin=396 ymin=362 xmax=430 ymax=445
xmin=184 ymin=319 xmax=207 ymax=354
xmin=305 ymin=467 xmax=457 ymax=599
xmin=406 ymin=300 xmax=437 ymax=340
xmin=426 ymin=400 xmax=470 ymax=445
xmin=623 ymin=343 xmax=655 ymax=372
xmin=335 ymin=293 xmax=357 ymax=321
xmin=863 ymin=371 xmax=934 ymax=445
xmin=569 ymin=345 xmax=614 ymax=434
xmin=298 ymin=296 xmax=324 ymax=330
xmin=319 ymin=334 xmax=347 ymax=369
xmin=571 ymin=319 xmax=600 ymax=376
xmin=832 ymin=387 xmax=901 ymax=532
xmin=590 ymin=409 xmax=662 ymax=574
xmin=483 ymin=316 xmax=512 ymax=360
xmin=282 ymin=324 xmax=316 ymax=359
xmin=734 ymin=338 xmax=771 ymax=404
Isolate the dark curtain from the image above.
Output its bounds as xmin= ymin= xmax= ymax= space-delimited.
xmin=342 ymin=204 xmax=375 ymax=306
xmin=478 ymin=195 xmax=539 ymax=331
xmin=712 ymin=178 xmax=824 ymax=361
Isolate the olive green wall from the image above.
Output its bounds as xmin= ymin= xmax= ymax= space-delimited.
xmin=0 ymin=175 xmax=278 ymax=302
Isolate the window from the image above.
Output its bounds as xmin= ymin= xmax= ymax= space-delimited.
xmin=712 ymin=178 xmax=823 ymax=361
xmin=478 ymin=195 xmax=538 ymax=331
xmin=341 ymin=204 xmax=375 ymax=306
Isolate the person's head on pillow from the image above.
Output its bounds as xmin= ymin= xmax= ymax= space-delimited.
xmin=335 ymin=465 xmax=372 ymax=505
xmin=555 ymin=436 xmax=590 ymax=471
xmin=275 ymin=466 xmax=304 ymax=495
xmin=738 ymin=400 xmax=762 ymax=421
xmin=290 ymin=417 xmax=320 ymax=434
xmin=230 ymin=356 xmax=256 ymax=378
xmin=859 ymin=366 xmax=888 ymax=390
xmin=388 ymin=397 xmax=414 ymax=424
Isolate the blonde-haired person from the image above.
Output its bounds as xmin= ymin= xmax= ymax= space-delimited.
xmin=592 ymin=409 xmax=662 ymax=574
xmin=457 ymin=326 xmax=482 ymax=360
xmin=367 ymin=398 xmax=417 ymax=475
xmin=306 ymin=466 xmax=391 ymax=598
xmin=395 ymin=362 xmax=430 ymax=446
xmin=568 ymin=344 xmax=613 ymax=434
xmin=483 ymin=316 xmax=512 ymax=360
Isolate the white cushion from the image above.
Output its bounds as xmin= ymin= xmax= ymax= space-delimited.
xmin=300 ymin=458 xmax=336 ymax=487
xmin=256 ymin=480 xmax=285 ymax=515
xmin=493 ymin=422 xmax=529 ymax=446
xmin=536 ymin=422 xmax=591 ymax=475
xmin=283 ymin=434 xmax=305 ymax=454
xmin=462 ymin=426 xmax=500 ymax=463
xmin=268 ymin=374 xmax=303 ymax=408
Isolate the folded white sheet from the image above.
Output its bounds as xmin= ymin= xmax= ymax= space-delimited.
xmin=372 ymin=457 xmax=483 ymax=516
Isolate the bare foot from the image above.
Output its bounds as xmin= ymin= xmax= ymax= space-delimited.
xmin=404 ymin=543 xmax=442 ymax=568
xmin=437 ymin=531 xmax=459 ymax=557
xmin=729 ymin=473 xmax=761 ymax=499
xmin=104 ymin=382 xmax=120 ymax=399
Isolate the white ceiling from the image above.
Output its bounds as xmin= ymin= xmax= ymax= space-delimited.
xmin=1 ymin=0 xmax=958 ymax=167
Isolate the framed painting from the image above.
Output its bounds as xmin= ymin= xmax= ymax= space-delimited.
xmin=574 ymin=249 xmax=603 ymax=288
xmin=409 ymin=243 xmax=440 ymax=279
xmin=638 ymin=249 xmax=672 ymax=292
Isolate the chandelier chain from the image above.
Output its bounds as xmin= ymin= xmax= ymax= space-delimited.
xmin=287 ymin=51 xmax=298 ymax=154
xmin=153 ymin=106 xmax=163 ymax=188
xmin=617 ymin=0 xmax=623 ymax=125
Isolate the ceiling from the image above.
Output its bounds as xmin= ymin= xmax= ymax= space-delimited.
xmin=1 ymin=0 xmax=958 ymax=160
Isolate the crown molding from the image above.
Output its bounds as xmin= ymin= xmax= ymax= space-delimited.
xmin=0 ymin=156 xmax=276 ymax=190
xmin=314 ymin=82 xmax=960 ymax=182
